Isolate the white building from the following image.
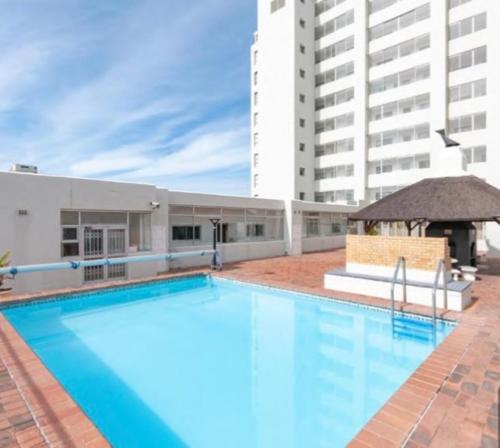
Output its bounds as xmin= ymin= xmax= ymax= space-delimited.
xmin=0 ymin=170 xmax=356 ymax=294
xmin=251 ymin=0 xmax=500 ymax=249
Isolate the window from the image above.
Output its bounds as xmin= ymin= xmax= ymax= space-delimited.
xmin=253 ymin=153 xmax=259 ymax=168
xmin=270 ymin=0 xmax=285 ymax=13
xmin=370 ymin=64 xmax=430 ymax=94
xmin=369 ymin=34 xmax=430 ymax=68
xmin=253 ymin=174 xmax=259 ymax=188
xmin=299 ymin=94 xmax=305 ymax=103
xmin=299 ymin=167 xmax=306 ymax=176
xmin=369 ymin=0 xmax=404 ymax=15
xmin=253 ymin=50 xmax=258 ymax=65
xmin=368 ymin=186 xmax=403 ymax=202
xmin=254 ymin=92 xmax=258 ymax=106
xmin=369 ymin=4 xmax=430 ymax=41
xmin=315 ymin=87 xmax=354 ymax=111
xmin=172 ymin=226 xmax=201 ymax=241
xmin=315 ymin=113 xmax=354 ymax=134
xmin=449 ymin=0 xmax=472 ymax=10
xmin=61 ymin=226 xmax=79 ymax=257
xmin=299 ymin=143 xmax=305 ymax=152
xmin=315 ymin=35 xmax=354 ymax=63
xmin=253 ymin=132 xmax=259 ymax=146
xmin=315 ymin=0 xmax=348 ymax=17
xmin=254 ymin=112 xmax=258 ymax=126
xmin=61 ymin=211 xmax=79 ymax=225
xmin=299 ymin=44 xmax=305 ymax=54
xmin=315 ymin=164 xmax=354 ymax=180
xmin=254 ymin=71 xmax=258 ymax=85
xmin=449 ymin=46 xmax=487 ymax=72
xmin=299 ymin=18 xmax=305 ymax=28
xmin=369 ymin=93 xmax=430 ymax=121
xmin=368 ymin=154 xmax=430 ymax=175
xmin=316 ymin=61 xmax=354 ymax=87
xmin=299 ymin=118 xmax=306 ymax=128
xmin=169 ymin=207 xmax=284 ymax=245
xmin=299 ymin=192 xmax=306 ymax=201
xmin=315 ymin=190 xmax=354 ymax=204
xmin=449 ymin=112 xmax=487 ymax=134
xmin=449 ymin=79 xmax=486 ymax=103
xmin=449 ymin=13 xmax=487 ymax=40
xmin=463 ymin=146 xmax=487 ymax=165
xmin=315 ymin=9 xmax=354 ymax=40
xmin=315 ymin=138 xmax=354 ymax=157
xmin=129 ymin=213 xmax=152 ymax=251
xmin=369 ymin=123 xmax=430 ymax=148
xmin=299 ymin=69 xmax=306 ymax=79
xmin=246 ymin=223 xmax=265 ymax=238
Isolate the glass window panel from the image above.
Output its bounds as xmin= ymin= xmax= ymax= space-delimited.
xmin=475 ymin=46 xmax=487 ymax=64
xmin=61 ymin=243 xmax=79 ymax=258
xmin=62 ymin=228 xmax=78 ymax=241
xmin=461 ymin=82 xmax=473 ymax=100
xmin=475 ymin=13 xmax=487 ymax=31
xmin=474 ymin=146 xmax=486 ymax=163
xmin=129 ymin=213 xmax=152 ymax=251
xmin=461 ymin=17 xmax=473 ymax=36
xmin=80 ymin=212 xmax=127 ymax=225
xmin=475 ymin=79 xmax=487 ymax=97
xmin=474 ymin=113 xmax=486 ymax=129
xmin=169 ymin=206 xmax=193 ymax=215
xmin=61 ymin=211 xmax=79 ymax=225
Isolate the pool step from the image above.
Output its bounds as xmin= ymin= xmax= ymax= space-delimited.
xmin=392 ymin=317 xmax=436 ymax=342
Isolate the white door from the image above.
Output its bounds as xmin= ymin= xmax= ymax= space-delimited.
xmin=83 ymin=227 xmax=127 ymax=282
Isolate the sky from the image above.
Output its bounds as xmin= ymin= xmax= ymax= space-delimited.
xmin=0 ymin=0 xmax=256 ymax=196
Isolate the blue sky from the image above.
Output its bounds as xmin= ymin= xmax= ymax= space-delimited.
xmin=0 ymin=0 xmax=256 ymax=195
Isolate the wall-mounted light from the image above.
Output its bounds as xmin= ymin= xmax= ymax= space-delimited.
xmin=150 ymin=201 xmax=160 ymax=210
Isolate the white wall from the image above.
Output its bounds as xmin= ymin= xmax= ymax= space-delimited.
xmin=0 ymin=172 xmax=358 ymax=294
xmin=0 ymin=171 xmax=166 ymax=294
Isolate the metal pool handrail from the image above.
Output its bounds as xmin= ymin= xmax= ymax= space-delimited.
xmin=0 ymin=250 xmax=217 ymax=277
xmin=432 ymin=259 xmax=448 ymax=326
xmin=391 ymin=256 xmax=407 ymax=321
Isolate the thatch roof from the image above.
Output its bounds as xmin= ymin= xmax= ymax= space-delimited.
xmin=350 ymin=176 xmax=500 ymax=223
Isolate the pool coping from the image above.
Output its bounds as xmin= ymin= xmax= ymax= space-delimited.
xmin=0 ymin=270 xmax=476 ymax=448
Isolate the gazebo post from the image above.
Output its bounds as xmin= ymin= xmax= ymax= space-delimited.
xmin=405 ymin=221 xmax=412 ymax=236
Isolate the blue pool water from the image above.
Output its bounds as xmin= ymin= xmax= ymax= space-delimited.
xmin=3 ymin=276 xmax=454 ymax=448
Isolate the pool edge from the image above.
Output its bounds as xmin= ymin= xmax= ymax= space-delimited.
xmin=0 ymin=270 xmax=476 ymax=448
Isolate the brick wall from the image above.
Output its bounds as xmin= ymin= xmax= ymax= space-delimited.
xmin=347 ymin=235 xmax=450 ymax=272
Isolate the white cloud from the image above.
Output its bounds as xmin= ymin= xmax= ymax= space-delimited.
xmin=0 ymin=0 xmax=255 ymax=194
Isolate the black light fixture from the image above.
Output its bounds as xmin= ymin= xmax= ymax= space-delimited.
xmin=435 ymin=129 xmax=460 ymax=148
xmin=209 ymin=218 xmax=221 ymax=251
xmin=209 ymin=218 xmax=222 ymax=270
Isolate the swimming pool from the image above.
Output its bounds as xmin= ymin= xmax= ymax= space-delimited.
xmin=3 ymin=275 xmax=454 ymax=447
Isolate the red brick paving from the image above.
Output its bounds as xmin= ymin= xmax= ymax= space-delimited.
xmin=0 ymin=249 xmax=498 ymax=447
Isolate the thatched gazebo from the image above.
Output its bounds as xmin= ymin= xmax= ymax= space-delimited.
xmin=349 ymin=176 xmax=500 ymax=266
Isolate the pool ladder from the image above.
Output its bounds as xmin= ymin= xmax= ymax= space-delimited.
xmin=431 ymin=259 xmax=448 ymax=326
xmin=391 ymin=258 xmax=447 ymax=329
xmin=390 ymin=256 xmax=407 ymax=322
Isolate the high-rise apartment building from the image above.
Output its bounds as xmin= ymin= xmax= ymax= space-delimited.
xmin=250 ymin=0 xmax=500 ymax=207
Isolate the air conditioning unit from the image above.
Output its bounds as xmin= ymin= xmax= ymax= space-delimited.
xmin=10 ymin=164 xmax=38 ymax=174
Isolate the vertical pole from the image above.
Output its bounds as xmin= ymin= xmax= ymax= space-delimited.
xmin=402 ymin=257 xmax=407 ymax=304
xmin=212 ymin=224 xmax=217 ymax=251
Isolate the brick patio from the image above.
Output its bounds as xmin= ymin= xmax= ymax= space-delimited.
xmin=0 ymin=249 xmax=498 ymax=447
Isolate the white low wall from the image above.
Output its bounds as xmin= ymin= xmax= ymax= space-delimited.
xmin=324 ymin=273 xmax=471 ymax=311
xmin=346 ymin=262 xmax=451 ymax=284
xmin=302 ymin=235 xmax=346 ymax=253
xmin=169 ymin=241 xmax=286 ymax=269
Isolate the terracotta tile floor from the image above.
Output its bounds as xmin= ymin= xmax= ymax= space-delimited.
xmin=0 ymin=249 xmax=498 ymax=447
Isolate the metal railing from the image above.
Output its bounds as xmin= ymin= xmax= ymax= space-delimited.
xmin=0 ymin=250 xmax=218 ymax=277
xmin=390 ymin=256 xmax=407 ymax=321
xmin=431 ymin=259 xmax=448 ymax=326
